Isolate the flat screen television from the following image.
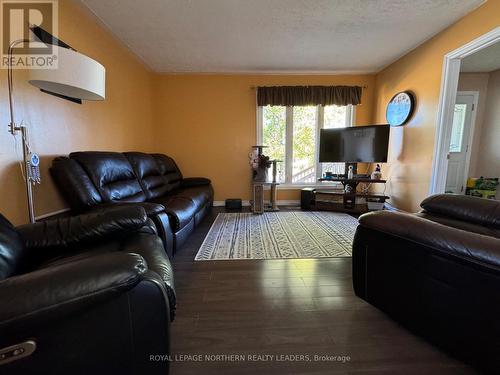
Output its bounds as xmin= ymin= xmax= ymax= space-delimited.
xmin=319 ymin=125 xmax=390 ymax=163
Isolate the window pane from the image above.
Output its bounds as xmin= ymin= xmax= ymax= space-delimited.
xmin=449 ymin=104 xmax=466 ymax=153
xmin=292 ymin=106 xmax=316 ymax=183
xmin=324 ymin=105 xmax=347 ymax=128
xmin=322 ymin=105 xmax=348 ymax=176
xmin=262 ymin=106 xmax=286 ymax=182
xmin=321 ymin=162 xmax=346 ymax=176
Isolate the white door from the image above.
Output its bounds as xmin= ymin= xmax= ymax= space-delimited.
xmin=445 ymin=94 xmax=475 ymax=194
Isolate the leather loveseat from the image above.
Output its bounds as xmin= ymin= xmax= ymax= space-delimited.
xmin=51 ymin=152 xmax=214 ymax=257
xmin=352 ymin=194 xmax=500 ymax=373
xmin=0 ymin=206 xmax=175 ymax=375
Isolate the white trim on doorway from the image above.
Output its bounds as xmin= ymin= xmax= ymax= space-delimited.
xmin=429 ymin=26 xmax=500 ymax=195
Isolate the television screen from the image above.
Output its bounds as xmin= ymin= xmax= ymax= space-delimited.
xmin=319 ymin=125 xmax=390 ymax=163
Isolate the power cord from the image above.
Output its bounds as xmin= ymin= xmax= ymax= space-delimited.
xmin=361 ymin=163 xmax=372 ymax=193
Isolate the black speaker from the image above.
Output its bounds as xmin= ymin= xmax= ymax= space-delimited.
xmin=300 ymin=188 xmax=315 ymax=210
xmin=225 ymin=199 xmax=242 ymax=210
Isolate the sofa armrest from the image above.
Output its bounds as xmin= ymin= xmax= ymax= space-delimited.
xmin=50 ymin=157 xmax=103 ymax=212
xmin=0 ymin=252 xmax=146 ymax=328
xmin=17 ymin=206 xmax=148 ymax=250
xmin=181 ymin=177 xmax=211 ymax=188
xmin=359 ymin=211 xmax=500 ymax=269
xmin=420 ymin=194 xmax=500 ymax=229
xmin=88 ymin=203 xmax=174 ymax=259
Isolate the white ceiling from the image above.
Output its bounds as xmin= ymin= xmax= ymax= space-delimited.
xmin=81 ymin=0 xmax=484 ymax=73
xmin=461 ymin=41 xmax=500 ymax=72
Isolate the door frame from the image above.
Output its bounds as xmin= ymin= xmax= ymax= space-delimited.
xmin=429 ymin=26 xmax=500 ymax=195
xmin=446 ymin=91 xmax=479 ymax=193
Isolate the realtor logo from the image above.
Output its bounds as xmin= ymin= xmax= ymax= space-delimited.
xmin=1 ymin=0 xmax=58 ymax=69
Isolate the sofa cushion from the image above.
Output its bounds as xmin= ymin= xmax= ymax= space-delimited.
xmin=0 ymin=214 xmax=25 ymax=280
xmin=152 ymin=154 xmax=183 ymax=193
xmin=170 ymin=186 xmax=213 ymax=211
xmin=124 ymin=152 xmax=170 ymax=199
xmin=153 ymin=196 xmax=197 ymax=231
xmin=71 ymin=152 xmax=146 ymax=203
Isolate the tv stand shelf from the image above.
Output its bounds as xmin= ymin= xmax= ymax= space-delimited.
xmin=318 ymin=178 xmax=386 ymax=184
xmin=311 ymin=169 xmax=389 ymax=213
xmin=315 ymin=191 xmax=389 ymax=200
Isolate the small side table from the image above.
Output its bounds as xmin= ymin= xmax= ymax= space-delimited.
xmin=252 ymin=182 xmax=279 ymax=214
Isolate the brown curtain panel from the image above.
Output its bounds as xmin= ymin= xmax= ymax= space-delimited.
xmin=257 ymin=85 xmax=362 ymax=107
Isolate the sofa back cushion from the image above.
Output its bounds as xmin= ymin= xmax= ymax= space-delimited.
xmin=0 ymin=214 xmax=25 ymax=280
xmin=50 ymin=157 xmax=103 ymax=211
xmin=124 ymin=152 xmax=170 ymax=199
xmin=152 ymin=154 xmax=183 ymax=193
xmin=70 ymin=152 xmax=147 ymax=203
xmin=421 ymin=194 xmax=500 ymax=229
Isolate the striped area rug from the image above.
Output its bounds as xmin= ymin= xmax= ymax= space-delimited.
xmin=195 ymin=211 xmax=359 ymax=261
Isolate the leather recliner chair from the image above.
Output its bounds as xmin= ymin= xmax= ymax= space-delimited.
xmin=0 ymin=206 xmax=175 ymax=375
xmin=50 ymin=151 xmax=214 ymax=257
xmin=352 ymin=194 xmax=500 ymax=373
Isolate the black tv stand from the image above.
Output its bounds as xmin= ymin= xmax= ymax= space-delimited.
xmin=313 ymin=163 xmax=389 ymax=213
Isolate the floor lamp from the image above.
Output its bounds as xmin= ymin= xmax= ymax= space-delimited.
xmin=7 ymin=35 xmax=105 ymax=223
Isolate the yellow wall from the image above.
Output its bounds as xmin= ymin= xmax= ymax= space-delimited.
xmin=152 ymin=74 xmax=376 ymax=203
xmin=373 ymin=0 xmax=500 ymax=212
xmin=3 ymin=0 xmax=499 ymax=223
xmin=0 ymin=0 xmax=155 ymax=224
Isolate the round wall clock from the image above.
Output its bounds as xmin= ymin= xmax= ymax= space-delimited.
xmin=386 ymin=91 xmax=415 ymax=126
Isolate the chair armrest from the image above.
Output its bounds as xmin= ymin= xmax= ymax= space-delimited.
xmin=17 ymin=206 xmax=148 ymax=250
xmin=92 ymin=202 xmax=166 ymax=217
xmin=181 ymin=177 xmax=211 ymax=188
xmin=0 ymin=252 xmax=146 ymax=328
xmin=359 ymin=211 xmax=500 ymax=269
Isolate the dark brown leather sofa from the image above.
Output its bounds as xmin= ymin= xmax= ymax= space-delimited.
xmin=50 ymin=152 xmax=213 ymax=257
xmin=353 ymin=194 xmax=500 ymax=373
xmin=0 ymin=206 xmax=174 ymax=374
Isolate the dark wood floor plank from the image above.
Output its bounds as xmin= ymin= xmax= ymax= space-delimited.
xmin=169 ymin=208 xmax=478 ymax=374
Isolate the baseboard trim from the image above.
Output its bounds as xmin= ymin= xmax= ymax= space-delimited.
xmin=35 ymin=208 xmax=71 ymax=221
xmin=274 ymin=200 xmax=301 ymax=206
xmin=214 ymin=200 xmax=300 ymax=207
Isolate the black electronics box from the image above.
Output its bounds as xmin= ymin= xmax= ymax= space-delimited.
xmin=225 ymin=199 xmax=242 ymax=210
xmin=300 ymin=188 xmax=316 ymax=210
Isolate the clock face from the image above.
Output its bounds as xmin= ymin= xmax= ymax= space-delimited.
xmin=386 ymin=91 xmax=415 ymax=126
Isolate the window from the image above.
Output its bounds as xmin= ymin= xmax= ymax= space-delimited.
xmin=258 ymin=104 xmax=354 ymax=185
xmin=449 ymin=104 xmax=467 ymax=153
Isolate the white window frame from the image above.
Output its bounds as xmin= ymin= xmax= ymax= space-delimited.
xmin=256 ymin=104 xmax=355 ymax=188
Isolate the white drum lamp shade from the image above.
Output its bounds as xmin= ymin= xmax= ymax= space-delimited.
xmin=28 ymin=46 xmax=105 ymax=101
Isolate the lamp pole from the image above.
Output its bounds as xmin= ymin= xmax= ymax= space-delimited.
xmin=6 ymin=30 xmax=106 ymax=223
xmin=7 ymin=39 xmax=39 ymax=223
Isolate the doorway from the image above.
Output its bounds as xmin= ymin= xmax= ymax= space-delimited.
xmin=445 ymin=92 xmax=478 ymax=194
xmin=430 ymin=26 xmax=500 ymax=195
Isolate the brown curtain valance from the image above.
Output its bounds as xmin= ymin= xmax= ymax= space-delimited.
xmin=257 ymin=85 xmax=362 ymax=107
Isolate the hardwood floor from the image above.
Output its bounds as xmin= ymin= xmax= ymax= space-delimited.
xmin=170 ymin=208 xmax=477 ymax=375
